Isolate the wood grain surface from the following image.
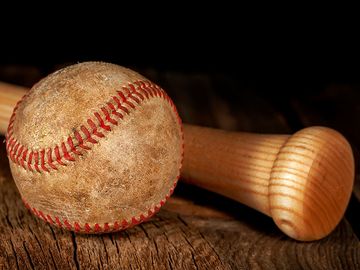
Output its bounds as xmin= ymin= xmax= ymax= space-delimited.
xmin=0 ymin=66 xmax=359 ymax=269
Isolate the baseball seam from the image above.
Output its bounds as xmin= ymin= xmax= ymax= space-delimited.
xmin=22 ymin=179 xmax=179 ymax=233
xmin=6 ymin=80 xmax=181 ymax=173
xmin=6 ymin=80 xmax=184 ymax=233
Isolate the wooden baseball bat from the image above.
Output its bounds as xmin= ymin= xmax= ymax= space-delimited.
xmin=0 ymin=83 xmax=354 ymax=241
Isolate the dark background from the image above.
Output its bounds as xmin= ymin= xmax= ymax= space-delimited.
xmin=1 ymin=35 xmax=359 ymax=83
xmin=1 ymin=18 xmax=360 ymax=81
xmin=0 ymin=19 xmax=359 ymax=267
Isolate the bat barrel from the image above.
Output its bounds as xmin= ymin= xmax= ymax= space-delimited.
xmin=182 ymin=124 xmax=354 ymax=241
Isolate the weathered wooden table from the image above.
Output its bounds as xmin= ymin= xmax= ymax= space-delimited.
xmin=0 ymin=65 xmax=359 ymax=269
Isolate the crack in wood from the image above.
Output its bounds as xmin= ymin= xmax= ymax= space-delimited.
xmin=23 ymin=241 xmax=35 ymax=270
xmin=100 ymin=236 xmax=110 ymax=268
xmin=4 ymin=205 xmax=13 ymax=229
xmin=9 ymin=238 xmax=20 ymax=270
xmin=48 ymin=248 xmax=59 ymax=270
xmin=70 ymin=232 xmax=80 ymax=270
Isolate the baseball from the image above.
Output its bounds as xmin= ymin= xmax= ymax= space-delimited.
xmin=5 ymin=62 xmax=183 ymax=233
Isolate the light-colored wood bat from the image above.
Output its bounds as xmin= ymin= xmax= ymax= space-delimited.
xmin=0 ymin=82 xmax=354 ymax=241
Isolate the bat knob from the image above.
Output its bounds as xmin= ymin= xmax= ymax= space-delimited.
xmin=269 ymin=126 xmax=354 ymax=241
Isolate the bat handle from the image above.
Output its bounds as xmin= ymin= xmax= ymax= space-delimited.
xmin=181 ymin=124 xmax=355 ymax=241
xmin=0 ymin=82 xmax=27 ymax=135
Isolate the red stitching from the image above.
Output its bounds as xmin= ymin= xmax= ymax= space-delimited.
xmin=34 ymin=151 xmax=41 ymax=173
xmin=32 ymin=208 xmax=39 ymax=217
xmin=81 ymin=125 xmax=98 ymax=144
xmin=121 ymin=219 xmax=128 ymax=228
xmin=118 ymin=90 xmax=135 ymax=109
xmin=23 ymin=200 xmax=30 ymax=210
xmin=68 ymin=137 xmax=82 ymax=155
xmin=87 ymin=119 xmax=105 ymax=138
xmin=40 ymin=150 xmax=49 ymax=172
xmin=113 ymin=222 xmax=120 ymax=231
xmin=47 ymin=149 xmax=58 ymax=170
xmin=16 ymin=145 xmax=24 ymax=165
xmin=94 ymin=224 xmax=101 ymax=232
xmin=94 ymin=112 xmax=111 ymax=131
xmin=143 ymin=81 xmax=155 ymax=97
xmin=134 ymin=82 xmax=149 ymax=99
xmin=129 ymin=93 xmax=140 ymax=104
xmin=38 ymin=211 xmax=47 ymax=221
xmin=101 ymin=107 xmax=118 ymax=125
xmin=55 ymin=217 xmax=62 ymax=228
xmin=10 ymin=139 xmax=17 ymax=151
xmin=148 ymin=83 xmax=159 ymax=97
xmin=64 ymin=220 xmax=72 ymax=230
xmin=20 ymin=148 xmax=28 ymax=169
xmin=8 ymin=139 xmax=16 ymax=160
xmin=107 ymin=102 xmax=123 ymax=119
xmin=113 ymin=96 xmax=130 ymax=114
xmin=54 ymin=146 xmax=65 ymax=165
xmin=61 ymin=142 xmax=75 ymax=161
xmin=129 ymin=84 xmax=144 ymax=101
xmin=27 ymin=151 xmax=34 ymax=172
xmin=11 ymin=142 xmax=20 ymax=162
xmin=131 ymin=217 xmax=140 ymax=225
xmin=8 ymin=137 xmax=15 ymax=151
xmin=74 ymin=131 xmax=91 ymax=150
xmin=123 ymin=85 xmax=141 ymax=104
xmin=47 ymin=215 xmax=54 ymax=224
xmin=74 ymin=222 xmax=81 ymax=232
xmin=85 ymin=223 xmax=91 ymax=233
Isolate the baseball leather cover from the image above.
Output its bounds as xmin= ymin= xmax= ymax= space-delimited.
xmin=6 ymin=62 xmax=183 ymax=233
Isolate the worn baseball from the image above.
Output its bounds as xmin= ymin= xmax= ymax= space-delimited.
xmin=6 ymin=62 xmax=183 ymax=233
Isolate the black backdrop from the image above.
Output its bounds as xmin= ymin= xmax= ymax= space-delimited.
xmin=1 ymin=23 xmax=359 ymax=85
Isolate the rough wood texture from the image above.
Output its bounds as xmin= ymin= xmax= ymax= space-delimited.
xmin=0 ymin=66 xmax=359 ymax=269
